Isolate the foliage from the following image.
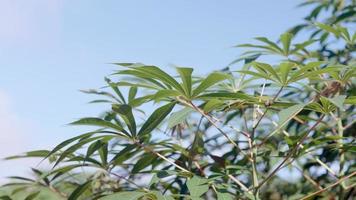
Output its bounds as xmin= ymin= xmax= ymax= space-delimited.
xmin=1 ymin=0 xmax=355 ymax=199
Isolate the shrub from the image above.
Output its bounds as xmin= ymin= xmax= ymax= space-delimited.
xmin=2 ymin=1 xmax=355 ymax=199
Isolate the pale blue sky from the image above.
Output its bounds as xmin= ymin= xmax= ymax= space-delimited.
xmin=0 ymin=0 xmax=308 ymax=179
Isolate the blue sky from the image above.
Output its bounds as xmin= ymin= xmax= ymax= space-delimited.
xmin=0 ymin=0 xmax=308 ymax=180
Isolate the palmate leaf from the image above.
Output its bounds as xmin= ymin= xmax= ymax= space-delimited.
xmin=119 ymin=64 xmax=185 ymax=93
xmin=53 ymin=135 xmax=115 ymax=168
xmin=288 ymin=61 xmax=325 ymax=82
xmin=236 ymin=32 xmax=304 ymax=57
xmin=252 ymin=62 xmax=281 ymax=83
xmin=278 ymin=62 xmax=296 ymax=85
xmin=115 ymin=68 xmax=168 ymax=89
xmin=3 ymin=2 xmax=356 ymax=198
xmin=43 ymin=131 xmax=99 ymax=163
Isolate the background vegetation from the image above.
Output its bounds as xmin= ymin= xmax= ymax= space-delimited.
xmin=1 ymin=0 xmax=355 ymax=199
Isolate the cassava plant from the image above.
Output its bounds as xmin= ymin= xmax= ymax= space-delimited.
xmin=1 ymin=0 xmax=355 ymax=199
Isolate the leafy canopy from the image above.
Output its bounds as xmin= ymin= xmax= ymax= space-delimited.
xmin=1 ymin=0 xmax=356 ymax=200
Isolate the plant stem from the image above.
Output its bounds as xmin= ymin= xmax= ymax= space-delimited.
xmin=227 ymin=174 xmax=252 ymax=194
xmin=110 ymin=172 xmax=149 ymax=191
xmin=133 ymin=140 xmax=190 ymax=173
xmin=337 ymin=116 xmax=345 ymax=199
xmin=250 ymin=86 xmax=284 ymax=198
xmin=300 ymin=171 xmax=356 ymax=200
xmin=178 ymin=99 xmax=251 ymax=160
xmin=255 ymin=115 xmax=324 ymax=190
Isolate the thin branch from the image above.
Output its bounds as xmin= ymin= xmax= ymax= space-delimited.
xmin=252 ymin=86 xmax=284 ymax=132
xmin=227 ymin=174 xmax=252 ymax=194
xmin=133 ymin=141 xmax=190 ymax=173
xmin=255 ymin=115 xmax=325 ymax=190
xmin=294 ymin=164 xmax=323 ymax=190
xmin=315 ymin=158 xmax=337 ymax=178
xmin=110 ymin=172 xmax=149 ymax=191
xmin=177 ymin=98 xmax=251 ymax=160
xmin=300 ymin=171 xmax=356 ymax=200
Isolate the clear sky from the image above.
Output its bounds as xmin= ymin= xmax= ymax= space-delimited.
xmin=0 ymin=0 xmax=308 ymax=180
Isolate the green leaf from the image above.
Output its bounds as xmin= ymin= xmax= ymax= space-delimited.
xmin=138 ymin=102 xmax=176 ymax=136
xmin=70 ymin=118 xmax=129 ymax=136
xmin=316 ymin=23 xmax=340 ymax=37
xmin=98 ymin=142 xmax=108 ymax=165
xmin=186 ymin=176 xmax=209 ymax=198
xmin=289 ymin=61 xmax=325 ymax=82
xmin=47 ymin=164 xmax=87 ymax=181
xmin=203 ymin=99 xmax=225 ymax=112
xmin=86 ymin=140 xmax=104 ymax=160
xmin=53 ymin=135 xmax=114 ymax=168
xmin=198 ymin=92 xmax=256 ymax=102
xmin=216 ymin=191 xmax=234 ymax=200
xmin=99 ymin=192 xmax=145 ymax=200
xmin=129 ymin=65 xmax=185 ymax=93
xmin=5 ymin=150 xmax=50 ymax=160
xmin=176 ymin=67 xmax=193 ymax=98
xmin=167 ymin=107 xmax=193 ymax=128
xmin=128 ymin=86 xmax=138 ymax=102
xmin=153 ymin=89 xmax=181 ymax=101
xmin=345 ymin=96 xmax=356 ymax=105
xmin=255 ymin=37 xmax=283 ymax=54
xmin=278 ymin=103 xmax=305 ymax=127
xmin=24 ymin=191 xmax=41 ymax=200
xmin=110 ymin=144 xmax=137 ymax=165
xmin=112 ymin=104 xmax=137 ymax=136
xmin=278 ymin=62 xmax=296 ymax=84
xmin=190 ymin=131 xmax=205 ymax=155
xmin=105 ymin=77 xmax=126 ymax=104
xmin=115 ymin=68 xmax=167 ymax=89
xmin=193 ymin=72 xmax=230 ymax=97
xmin=265 ymin=103 xmax=306 ymax=140
xmin=132 ymin=153 xmax=156 ymax=173
xmin=150 ymin=191 xmax=175 ymax=200
xmin=148 ymin=174 xmax=159 ymax=188
xmin=252 ymin=62 xmax=281 ymax=82
xmin=237 ymin=70 xmax=271 ymax=80
xmin=328 ymin=95 xmax=346 ymax=111
xmin=43 ymin=132 xmax=97 ymax=163
xmin=280 ymin=32 xmax=293 ymax=55
xmin=68 ymin=180 xmax=92 ymax=200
